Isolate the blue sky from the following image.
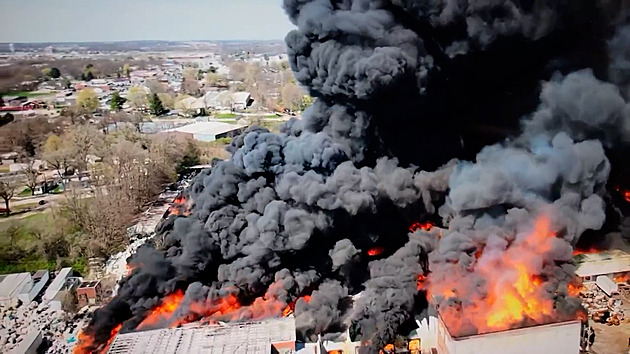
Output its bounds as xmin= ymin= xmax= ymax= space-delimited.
xmin=0 ymin=0 xmax=295 ymax=42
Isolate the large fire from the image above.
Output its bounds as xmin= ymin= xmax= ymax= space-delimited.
xmin=76 ymin=289 xmax=314 ymax=351
xmin=73 ymin=324 xmax=121 ymax=354
xmin=427 ymin=215 xmax=580 ymax=336
xmin=137 ymin=290 xmax=185 ymax=330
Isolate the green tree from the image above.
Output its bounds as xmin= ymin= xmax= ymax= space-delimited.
xmin=148 ymin=93 xmax=167 ymax=116
xmin=77 ymin=88 xmax=99 ymax=112
xmin=81 ymin=70 xmax=95 ymax=82
xmin=42 ymin=67 xmax=61 ymax=79
xmin=110 ymin=91 xmax=126 ymax=111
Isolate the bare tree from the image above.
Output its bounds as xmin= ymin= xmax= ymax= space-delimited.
xmin=22 ymin=159 xmax=40 ymax=196
xmin=67 ymin=124 xmax=104 ymax=174
xmin=0 ymin=180 xmax=16 ymax=216
xmin=280 ymin=83 xmax=304 ymax=112
xmin=64 ymin=187 xmax=133 ymax=258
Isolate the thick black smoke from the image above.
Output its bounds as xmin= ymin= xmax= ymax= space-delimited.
xmin=80 ymin=0 xmax=630 ymax=352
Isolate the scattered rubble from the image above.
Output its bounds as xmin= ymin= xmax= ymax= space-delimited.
xmin=104 ymin=191 xmax=178 ymax=282
xmin=0 ymin=301 xmax=86 ymax=354
xmin=578 ymin=282 xmax=626 ymax=326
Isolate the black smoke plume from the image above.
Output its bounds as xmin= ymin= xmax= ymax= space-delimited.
xmin=79 ymin=0 xmax=630 ymax=352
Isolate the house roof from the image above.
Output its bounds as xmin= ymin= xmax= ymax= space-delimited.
xmin=574 ymin=250 xmax=630 ymax=277
xmin=165 ymin=121 xmax=247 ymax=136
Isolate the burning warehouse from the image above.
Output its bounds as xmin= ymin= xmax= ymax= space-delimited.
xmin=106 ymin=317 xmax=296 ymax=354
xmin=76 ymin=0 xmax=630 ymax=353
xmin=435 ymin=316 xmax=582 ymax=354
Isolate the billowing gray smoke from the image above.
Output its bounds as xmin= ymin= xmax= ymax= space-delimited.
xmin=80 ymin=0 xmax=630 ymax=352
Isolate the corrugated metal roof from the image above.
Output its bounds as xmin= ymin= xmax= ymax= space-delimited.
xmin=108 ymin=317 xmax=296 ymax=354
xmin=574 ymin=250 xmax=630 ymax=277
xmin=165 ymin=121 xmax=246 ymax=136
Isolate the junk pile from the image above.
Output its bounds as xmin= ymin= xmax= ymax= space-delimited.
xmin=578 ymin=283 xmax=625 ymax=326
xmin=0 ymin=301 xmax=85 ymax=353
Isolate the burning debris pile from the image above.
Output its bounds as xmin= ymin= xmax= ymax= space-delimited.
xmin=77 ymin=0 xmax=630 ymax=352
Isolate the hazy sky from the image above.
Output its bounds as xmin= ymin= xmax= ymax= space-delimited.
xmin=0 ymin=0 xmax=295 ymax=42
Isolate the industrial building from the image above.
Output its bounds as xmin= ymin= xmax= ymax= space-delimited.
xmin=574 ymin=250 xmax=630 ymax=283
xmin=43 ymin=268 xmax=81 ymax=310
xmin=435 ymin=317 xmax=581 ymax=354
xmin=0 ymin=270 xmax=49 ymax=306
xmin=164 ymin=121 xmax=247 ymax=142
xmin=107 ymin=317 xmax=296 ymax=354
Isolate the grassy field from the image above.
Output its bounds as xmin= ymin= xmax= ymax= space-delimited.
xmin=0 ymin=212 xmax=86 ymax=274
xmin=214 ymin=113 xmax=239 ymax=119
xmin=18 ymin=188 xmax=33 ymax=197
xmin=1 ymin=90 xmax=54 ymax=98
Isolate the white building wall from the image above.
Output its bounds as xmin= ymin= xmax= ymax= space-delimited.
xmin=437 ymin=318 xmax=581 ymax=354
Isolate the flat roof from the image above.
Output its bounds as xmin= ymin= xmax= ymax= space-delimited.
xmin=574 ymin=250 xmax=630 ymax=277
xmin=43 ymin=267 xmax=73 ymax=301
xmin=0 ymin=273 xmax=31 ymax=300
xmin=79 ymin=280 xmax=100 ymax=288
xmin=165 ymin=121 xmax=247 ymax=136
xmin=438 ymin=311 xmax=581 ymax=340
xmin=108 ymin=317 xmax=296 ymax=354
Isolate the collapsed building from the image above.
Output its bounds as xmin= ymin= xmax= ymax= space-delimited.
xmin=76 ymin=0 xmax=630 ymax=353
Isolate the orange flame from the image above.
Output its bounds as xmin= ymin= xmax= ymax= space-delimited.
xmin=282 ymin=295 xmax=311 ymax=317
xmin=168 ymin=195 xmax=191 ymax=216
xmin=625 ymin=190 xmax=630 ymax=203
xmin=409 ymin=221 xmax=435 ymax=233
xmin=430 ymin=215 xmax=574 ymax=335
xmin=417 ymin=274 xmax=427 ymax=291
xmin=368 ymin=247 xmax=385 ymax=256
xmin=137 ymin=290 xmax=185 ymax=330
xmin=73 ymin=324 xmax=122 ymax=354
xmin=614 ymin=272 xmax=630 ymax=283
xmin=573 ymin=247 xmax=599 ymax=256
xmin=567 ymin=282 xmax=584 ymax=296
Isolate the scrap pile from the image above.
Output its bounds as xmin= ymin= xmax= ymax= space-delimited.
xmin=0 ymin=301 xmax=84 ymax=353
xmin=578 ymin=283 xmax=625 ymax=326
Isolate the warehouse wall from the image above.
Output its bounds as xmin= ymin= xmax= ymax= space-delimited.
xmin=437 ymin=318 xmax=581 ymax=354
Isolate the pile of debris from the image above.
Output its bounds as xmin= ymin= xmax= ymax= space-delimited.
xmin=104 ymin=191 xmax=178 ymax=282
xmin=0 ymin=301 xmax=83 ymax=353
xmin=578 ymin=283 xmax=625 ymax=326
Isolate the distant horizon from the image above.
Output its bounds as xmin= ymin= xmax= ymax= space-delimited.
xmin=0 ymin=0 xmax=294 ymax=43
xmin=0 ymin=39 xmax=287 ymax=45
